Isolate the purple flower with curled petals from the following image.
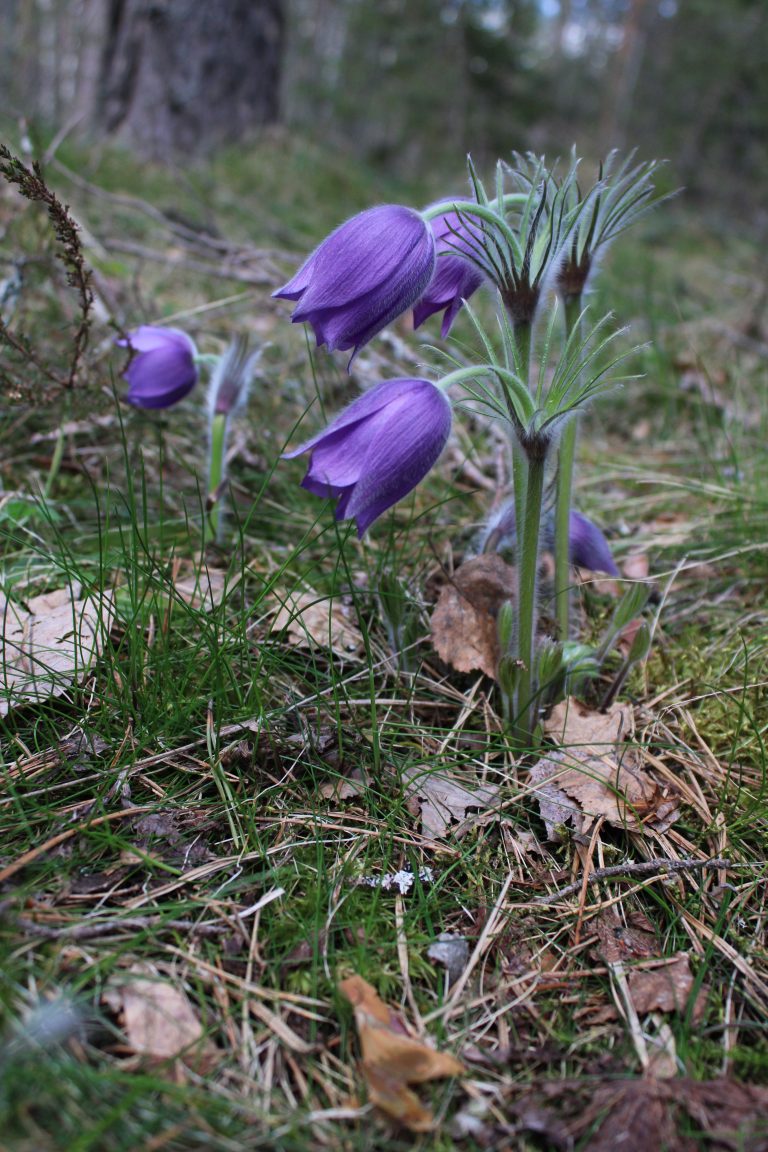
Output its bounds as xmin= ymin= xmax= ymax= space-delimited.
xmin=413 ymin=206 xmax=484 ymax=337
xmin=117 ymin=326 xmax=198 ymax=409
xmin=273 ymin=206 xmax=436 ymax=360
xmin=568 ymin=510 xmax=619 ymax=575
xmin=283 ymin=378 xmax=452 ymax=536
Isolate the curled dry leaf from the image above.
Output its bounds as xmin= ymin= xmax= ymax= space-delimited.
xmin=430 ymin=553 xmax=516 ymax=678
xmin=403 ymin=764 xmax=500 ymax=840
xmin=1 ymin=583 xmax=113 ymax=716
xmin=339 ymin=973 xmax=464 ymax=1133
xmin=269 ymin=589 xmax=364 ymax=660
xmin=104 ymin=968 xmax=219 ymax=1074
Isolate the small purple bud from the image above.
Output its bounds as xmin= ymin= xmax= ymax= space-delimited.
xmin=117 ymin=326 xmax=198 ymax=409
xmin=568 ymin=511 xmax=619 ymax=576
xmin=413 ymin=205 xmax=484 ymax=336
xmin=273 ymin=206 xmax=436 ymax=360
xmin=283 ymin=378 xmax=452 ymax=537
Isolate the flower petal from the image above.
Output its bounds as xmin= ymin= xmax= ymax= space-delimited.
xmin=569 ymin=511 xmax=619 ymax=575
xmin=124 ymin=344 xmax=198 ymax=409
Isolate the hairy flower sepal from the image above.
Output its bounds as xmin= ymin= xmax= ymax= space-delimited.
xmin=283 ymin=378 xmax=452 ymax=537
xmin=273 ymin=205 xmax=435 ymax=361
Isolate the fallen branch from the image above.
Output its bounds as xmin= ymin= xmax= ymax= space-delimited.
xmin=534 ymin=856 xmax=731 ymax=904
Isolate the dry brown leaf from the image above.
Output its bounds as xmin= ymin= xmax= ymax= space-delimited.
xmin=594 ymin=911 xmax=658 ymax=963
xmin=544 ymin=698 xmax=635 ymax=746
xmin=430 ymin=553 xmax=516 ymax=677
xmin=532 ymin=748 xmax=678 ymax=832
xmin=319 ymin=769 xmax=366 ymax=801
xmin=526 ymin=758 xmax=582 ymax=840
xmin=339 ymin=973 xmax=464 ymax=1133
xmin=360 ymin=1062 xmax=434 ymax=1132
xmin=270 ymin=589 xmax=364 ymax=660
xmin=622 ymin=553 xmax=651 ymax=581
xmin=1 ymin=583 xmax=113 ymax=716
xmin=173 ymin=562 xmax=232 ymax=611
xmin=536 ymin=699 xmax=679 ymax=835
xmin=628 ymin=953 xmax=708 ymax=1021
xmin=403 ymin=764 xmax=500 ymax=840
xmin=105 ymin=970 xmax=218 ymax=1073
xmin=515 ymin=1077 xmax=768 ymax=1152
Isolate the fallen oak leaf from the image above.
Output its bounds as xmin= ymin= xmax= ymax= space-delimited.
xmin=531 ymin=747 xmax=679 ymax=833
xmin=430 ymin=553 xmax=516 ymax=678
xmin=1 ymin=583 xmax=113 ymax=716
xmin=403 ymin=764 xmax=500 ymax=840
xmin=269 ymin=588 xmax=364 ymax=660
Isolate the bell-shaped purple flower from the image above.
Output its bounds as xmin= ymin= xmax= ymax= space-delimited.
xmin=481 ymin=503 xmax=618 ymax=575
xmin=568 ymin=511 xmax=619 ymax=575
xmin=273 ymin=206 xmax=436 ymax=359
xmin=118 ymin=326 xmax=198 ymax=409
xmin=283 ymin=378 xmax=452 ymax=536
xmin=413 ymin=206 xmax=484 ymax=337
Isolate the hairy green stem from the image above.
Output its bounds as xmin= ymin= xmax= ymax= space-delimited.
xmin=207 ymin=412 xmax=227 ymax=543
xmin=514 ymin=448 xmax=546 ymax=742
xmin=553 ymin=296 xmax=584 ymax=638
xmin=510 ymin=320 xmax=533 ymax=549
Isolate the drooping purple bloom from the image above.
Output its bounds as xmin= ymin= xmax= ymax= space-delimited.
xmin=413 ymin=206 xmax=484 ymax=336
xmin=273 ymin=206 xmax=436 ymax=359
xmin=567 ymin=511 xmax=619 ymax=575
xmin=117 ymin=326 xmax=198 ymax=409
xmin=283 ymin=378 xmax=452 ymax=536
xmin=481 ymin=502 xmax=618 ymax=575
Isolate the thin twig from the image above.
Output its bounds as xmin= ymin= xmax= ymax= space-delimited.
xmin=535 ymin=856 xmax=731 ymax=904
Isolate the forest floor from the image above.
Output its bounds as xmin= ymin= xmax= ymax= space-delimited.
xmin=1 ymin=132 xmax=767 ymax=1151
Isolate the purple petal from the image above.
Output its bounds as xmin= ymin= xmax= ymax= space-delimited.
xmin=283 ymin=378 xmax=431 ymax=459
xmin=118 ymin=325 xmax=196 ymax=356
xmin=343 ymin=384 xmax=452 ymax=535
xmin=569 ymin=511 xmax=619 ymax=575
xmin=274 ymin=205 xmax=436 ymax=357
xmin=283 ymin=378 xmax=452 ymax=535
xmin=124 ymin=344 xmax=198 ymax=409
xmin=413 ymin=255 xmax=484 ymax=337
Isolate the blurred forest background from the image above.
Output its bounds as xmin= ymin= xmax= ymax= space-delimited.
xmin=0 ymin=0 xmax=765 ymax=213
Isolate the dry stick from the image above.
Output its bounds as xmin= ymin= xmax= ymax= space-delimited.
xmin=535 ymin=856 xmax=731 ymax=904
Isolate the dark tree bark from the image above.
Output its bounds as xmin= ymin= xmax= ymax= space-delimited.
xmin=95 ymin=0 xmax=285 ymax=158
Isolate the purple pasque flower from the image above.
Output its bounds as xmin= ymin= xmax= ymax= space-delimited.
xmin=568 ymin=511 xmax=619 ymax=575
xmin=118 ymin=326 xmax=198 ymax=409
xmin=283 ymin=378 xmax=452 ymax=536
xmin=481 ymin=503 xmax=618 ymax=575
xmin=413 ymin=206 xmax=484 ymax=337
xmin=273 ymin=205 xmax=435 ymax=359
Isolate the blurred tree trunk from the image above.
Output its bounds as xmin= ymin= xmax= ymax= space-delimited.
xmin=94 ymin=0 xmax=285 ymax=158
xmin=600 ymin=0 xmax=652 ymax=149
